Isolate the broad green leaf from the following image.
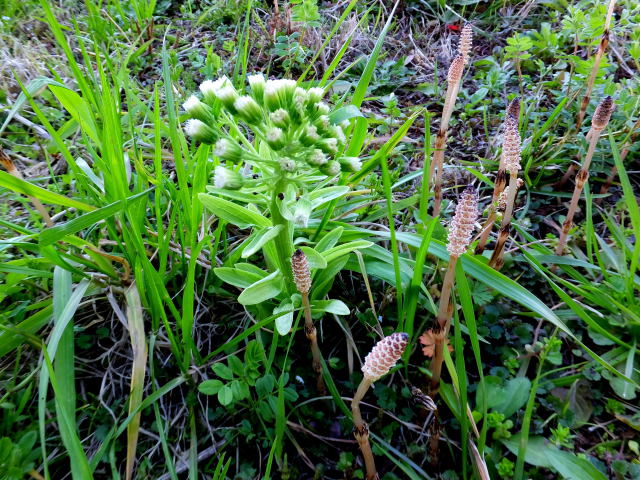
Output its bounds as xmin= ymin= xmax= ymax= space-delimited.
xmin=199 ymin=379 xmax=224 ymax=395
xmin=199 ymin=194 xmax=270 ymax=228
xmin=214 ymin=267 xmax=264 ymax=288
xmin=273 ymin=302 xmax=294 ymax=335
xmin=316 ymin=226 xmax=344 ymax=252
xmin=299 ymin=246 xmax=327 ymax=269
xmin=480 ymin=376 xmax=531 ymax=418
xmin=218 ymin=385 xmax=234 ymax=406
xmin=49 ymin=85 xmax=101 ymax=146
xmin=242 ymin=225 xmax=283 ymax=258
xmin=238 ymin=270 xmax=283 ymax=305
xmin=311 ymin=299 xmax=350 ymax=315
xmin=329 ymin=105 xmax=364 ymax=124
xmin=322 ymin=240 xmax=373 ymax=263
xmin=0 ymin=170 xmax=94 ymax=211
xmin=307 ymin=186 xmax=350 ymax=209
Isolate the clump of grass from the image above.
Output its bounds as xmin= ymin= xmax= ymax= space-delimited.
xmin=431 ymin=24 xmax=473 ymax=217
xmin=556 ymin=96 xmax=614 ymax=256
xmin=292 ymin=248 xmax=326 ymax=394
xmin=489 ymin=115 xmax=522 ymax=270
xmin=352 ymin=332 xmax=409 ymax=480
xmin=475 ymin=97 xmax=520 ymax=255
xmin=598 ymin=116 xmax=640 ymax=202
xmin=428 ymin=187 xmax=478 ymax=394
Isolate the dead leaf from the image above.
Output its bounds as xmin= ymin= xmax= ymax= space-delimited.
xmin=419 ymin=329 xmax=453 ymax=357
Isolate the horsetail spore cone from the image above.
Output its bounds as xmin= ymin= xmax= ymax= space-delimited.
xmin=292 ymin=249 xmax=325 ymax=394
xmin=556 ymin=96 xmax=614 ymax=257
xmin=431 ymin=26 xmax=473 ymax=217
xmin=353 ymin=333 xmax=409 ymax=480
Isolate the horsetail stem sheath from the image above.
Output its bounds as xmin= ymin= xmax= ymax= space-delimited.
xmin=431 ymin=24 xmax=473 ymax=218
xmin=353 ymin=333 xmax=409 ymax=480
xmin=476 ymin=97 xmax=520 ymax=254
xmin=556 ymin=96 xmax=614 ymax=257
xmin=489 ymin=115 xmax=522 ymax=270
xmin=429 ymin=187 xmax=478 ymax=395
xmin=292 ymin=249 xmax=326 ymax=395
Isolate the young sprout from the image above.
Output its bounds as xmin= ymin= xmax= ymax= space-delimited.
xmin=431 ymin=25 xmax=473 ymax=217
xmin=556 ymin=96 xmax=614 ymax=257
xmin=489 ymin=115 xmax=522 ymax=270
xmin=429 ymin=187 xmax=478 ymax=394
xmin=353 ymin=333 xmax=409 ymax=480
xmin=292 ymin=249 xmax=326 ymax=395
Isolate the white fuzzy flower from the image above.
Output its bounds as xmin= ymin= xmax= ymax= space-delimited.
xmin=214 ymin=138 xmax=243 ymax=162
xmin=234 ymin=95 xmax=263 ymax=123
xmin=266 ymin=127 xmax=285 ymax=150
xmin=213 ymin=165 xmax=243 ymax=190
xmin=308 ymin=87 xmax=325 ymax=104
xmin=184 ymin=119 xmax=216 ymax=143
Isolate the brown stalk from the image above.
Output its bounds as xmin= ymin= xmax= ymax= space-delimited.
xmin=431 ymin=24 xmax=473 ymax=217
xmin=0 ymin=148 xmax=54 ymax=227
xmin=556 ymin=96 xmax=614 ymax=256
xmin=475 ymin=97 xmax=520 ymax=254
xmin=352 ymin=333 xmax=409 ymax=479
xmin=575 ymin=0 xmax=616 ymax=130
xmin=292 ymin=249 xmax=326 ymax=395
xmin=597 ymin=116 xmax=639 ymax=203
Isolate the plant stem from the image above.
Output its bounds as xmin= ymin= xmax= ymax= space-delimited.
xmin=475 ymin=168 xmax=508 ymax=254
xmin=488 ymin=171 xmax=518 ymax=270
xmin=429 ymin=254 xmax=458 ymax=395
xmin=352 ymin=376 xmax=376 ymax=480
xmin=301 ymin=291 xmax=326 ymax=395
xmin=555 ymin=129 xmax=600 ymax=256
xmin=270 ymin=176 xmax=294 ymax=291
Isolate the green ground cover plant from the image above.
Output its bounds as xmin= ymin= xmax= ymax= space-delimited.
xmin=0 ymin=0 xmax=639 ymax=479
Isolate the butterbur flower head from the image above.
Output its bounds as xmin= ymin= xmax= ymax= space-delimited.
xmin=300 ymin=125 xmax=320 ymax=146
xmin=447 ymin=54 xmax=466 ymax=83
xmin=184 ymin=119 xmax=216 ymax=144
xmin=307 ymin=149 xmax=327 ymax=166
xmin=215 ymin=84 xmax=240 ymax=111
xmin=264 ymin=79 xmax=297 ymax=111
xmin=279 ymin=156 xmax=296 ymax=172
xmin=318 ymin=137 xmax=338 ymax=154
xmin=592 ymin=96 xmax=614 ymax=131
xmin=447 ymin=187 xmax=478 ymax=257
xmin=314 ymin=115 xmax=330 ymax=133
xmin=503 ymin=117 xmax=521 ymax=173
xmin=293 ymin=198 xmax=312 ymax=227
xmin=362 ymin=333 xmax=409 ymax=382
xmin=266 ymin=127 xmax=286 ymax=150
xmin=270 ymin=108 xmax=290 ymax=128
xmin=213 ymin=166 xmax=243 ymax=190
xmin=234 ymin=96 xmax=263 ymax=124
xmin=329 ymin=125 xmax=346 ymax=145
xmin=214 ymin=138 xmax=243 ymax=162
xmin=183 ymin=95 xmax=211 ymax=122
xmin=310 ymin=102 xmax=330 ymax=117
xmin=458 ymin=24 xmax=473 ymax=61
xmin=200 ymin=76 xmax=230 ymax=104
xmin=292 ymin=249 xmax=311 ymax=294
xmin=292 ymin=87 xmax=309 ymax=116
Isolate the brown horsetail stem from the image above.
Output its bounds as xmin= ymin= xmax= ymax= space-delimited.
xmin=0 ymin=147 xmax=54 ymax=227
xmin=476 ymin=97 xmax=520 ymax=254
xmin=353 ymin=333 xmax=409 ymax=480
xmin=429 ymin=187 xmax=478 ymax=395
xmin=292 ymin=249 xmax=326 ymax=394
xmin=431 ymin=24 xmax=473 ymax=217
xmin=576 ymin=0 xmax=616 ymax=130
xmin=489 ymin=115 xmax=522 ymax=270
xmin=556 ymin=96 xmax=614 ymax=257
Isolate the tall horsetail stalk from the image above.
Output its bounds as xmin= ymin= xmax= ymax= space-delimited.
xmin=576 ymin=0 xmax=616 ymax=130
xmin=488 ymin=116 xmax=522 ymax=270
xmin=431 ymin=24 xmax=473 ymax=217
xmin=292 ymin=249 xmax=326 ymax=394
xmin=556 ymin=96 xmax=614 ymax=256
xmin=0 ymin=147 xmax=54 ymax=227
xmin=352 ymin=333 xmax=409 ymax=480
xmin=429 ymin=187 xmax=478 ymax=395
xmin=475 ymin=98 xmax=520 ymax=254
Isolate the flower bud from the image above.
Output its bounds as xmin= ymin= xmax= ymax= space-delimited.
xmin=362 ymin=332 xmax=409 ymax=382
xmin=264 ymin=79 xmax=297 ymax=112
xmin=292 ymin=198 xmax=312 ymax=227
xmin=215 ymin=84 xmax=240 ymax=112
xmin=279 ymin=156 xmax=297 ymax=172
xmin=321 ymin=160 xmax=341 ymax=176
xmin=213 ymin=166 xmax=243 ymax=190
xmin=292 ymin=87 xmax=309 ymax=116
xmin=199 ymin=76 xmax=230 ymax=105
xmin=307 ymin=87 xmax=325 ymax=104
xmin=313 ymin=115 xmax=330 ymax=133
xmin=317 ymin=137 xmax=338 ymax=154
xmin=300 ymin=125 xmax=320 ymax=146
xmin=214 ymin=138 xmax=243 ymax=163
xmin=292 ymin=249 xmax=311 ymax=294
xmin=329 ymin=125 xmax=346 ymax=145
xmin=310 ymin=102 xmax=330 ymax=117
xmin=184 ymin=119 xmax=217 ymax=144
xmin=270 ymin=108 xmax=291 ymax=128
xmin=266 ymin=127 xmax=286 ymax=150
xmin=247 ymin=73 xmax=266 ymax=103
xmin=339 ymin=156 xmax=362 ymax=172
xmin=234 ymin=95 xmax=263 ymax=124
xmin=183 ymin=95 xmax=213 ymax=122
xmin=307 ymin=149 xmax=327 ymax=166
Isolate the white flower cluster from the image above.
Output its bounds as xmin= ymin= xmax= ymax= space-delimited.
xmin=182 ymin=74 xmax=362 ymax=181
